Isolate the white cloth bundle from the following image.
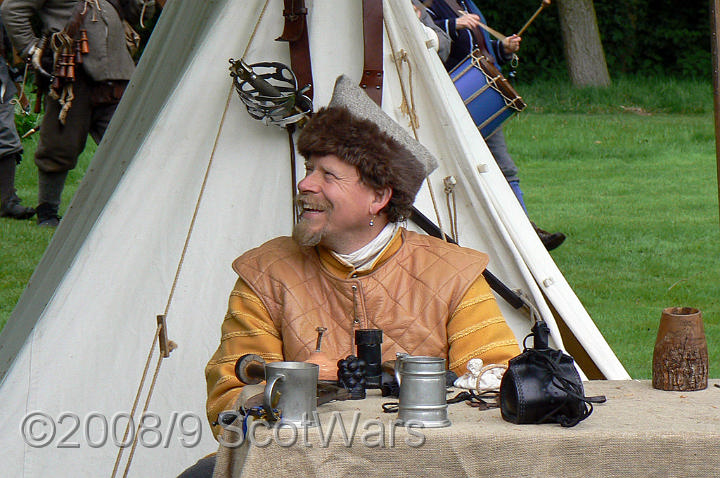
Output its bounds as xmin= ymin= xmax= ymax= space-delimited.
xmin=453 ymin=358 xmax=508 ymax=393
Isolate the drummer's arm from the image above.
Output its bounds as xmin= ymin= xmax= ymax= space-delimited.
xmin=494 ymin=34 xmax=521 ymax=64
xmin=424 ymin=6 xmax=460 ymax=40
xmin=432 ymin=16 xmax=456 ymax=39
xmin=205 ymin=277 xmax=283 ymax=439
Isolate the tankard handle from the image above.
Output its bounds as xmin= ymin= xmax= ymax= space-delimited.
xmin=263 ymin=373 xmax=285 ymax=420
xmin=395 ymin=353 xmax=409 ymax=386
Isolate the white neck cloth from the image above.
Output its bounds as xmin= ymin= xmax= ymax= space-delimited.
xmin=331 ymin=222 xmax=399 ymax=272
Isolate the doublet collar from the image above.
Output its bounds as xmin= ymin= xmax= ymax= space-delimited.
xmin=316 ymin=227 xmax=405 ymax=279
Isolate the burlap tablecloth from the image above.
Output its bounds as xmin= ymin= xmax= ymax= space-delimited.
xmin=213 ymin=380 xmax=720 ymax=478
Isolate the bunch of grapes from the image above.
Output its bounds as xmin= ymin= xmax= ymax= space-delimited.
xmin=337 ymin=355 xmax=367 ymax=400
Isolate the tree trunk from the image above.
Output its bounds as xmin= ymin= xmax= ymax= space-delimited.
xmin=556 ymin=0 xmax=611 ymax=87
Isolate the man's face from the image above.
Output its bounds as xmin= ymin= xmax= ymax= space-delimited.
xmin=293 ymin=154 xmax=383 ymax=254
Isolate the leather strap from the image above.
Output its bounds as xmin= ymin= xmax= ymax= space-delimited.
xmin=63 ymin=0 xmax=90 ymax=40
xmin=360 ymin=0 xmax=383 ymax=106
xmin=276 ymin=0 xmax=314 ymax=100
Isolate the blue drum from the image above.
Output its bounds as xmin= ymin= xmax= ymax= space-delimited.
xmin=449 ymin=49 xmax=526 ymax=138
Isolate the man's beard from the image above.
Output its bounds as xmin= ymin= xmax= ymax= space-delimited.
xmin=292 ymin=194 xmax=331 ymax=247
xmin=292 ymin=219 xmax=325 ymax=247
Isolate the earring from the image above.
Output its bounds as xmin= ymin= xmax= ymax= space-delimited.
xmin=369 ymin=215 xmax=375 ymax=227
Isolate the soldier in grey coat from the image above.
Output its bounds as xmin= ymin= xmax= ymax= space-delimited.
xmin=0 ymin=12 xmax=34 ymax=219
xmin=1 ymin=0 xmax=154 ymax=226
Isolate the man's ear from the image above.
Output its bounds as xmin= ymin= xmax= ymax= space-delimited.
xmin=371 ymin=187 xmax=392 ymax=215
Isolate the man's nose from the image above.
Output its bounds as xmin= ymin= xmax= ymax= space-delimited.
xmin=297 ymin=170 xmax=320 ymax=193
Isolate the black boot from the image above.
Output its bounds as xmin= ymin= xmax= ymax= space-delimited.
xmin=36 ymin=202 xmax=61 ymax=227
xmin=532 ymin=222 xmax=566 ymax=251
xmin=0 ymin=194 xmax=36 ymax=219
xmin=0 ymin=153 xmax=34 ymax=219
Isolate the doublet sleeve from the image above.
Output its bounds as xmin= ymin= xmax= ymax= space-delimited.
xmin=0 ymin=0 xmax=40 ymax=57
xmin=446 ymin=274 xmax=520 ymax=375
xmin=204 ymin=277 xmax=283 ymax=438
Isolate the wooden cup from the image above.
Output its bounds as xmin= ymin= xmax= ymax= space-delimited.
xmin=652 ymin=307 xmax=708 ymax=391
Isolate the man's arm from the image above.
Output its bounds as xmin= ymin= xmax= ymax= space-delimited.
xmin=413 ymin=0 xmax=451 ymax=62
xmin=204 ymin=277 xmax=283 ymax=438
xmin=1 ymin=0 xmax=43 ymax=58
xmin=430 ymin=13 xmax=459 ymax=42
xmin=424 ymin=4 xmax=476 ymax=69
xmin=446 ymin=274 xmax=521 ymax=375
xmin=490 ymin=34 xmax=521 ymax=65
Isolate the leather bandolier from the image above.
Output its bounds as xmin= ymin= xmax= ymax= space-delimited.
xmin=39 ymin=0 xmax=137 ymax=121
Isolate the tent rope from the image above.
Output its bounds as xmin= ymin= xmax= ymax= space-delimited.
xmin=112 ymin=84 xmax=236 ymax=477
xmin=383 ymin=14 xmax=448 ymax=240
xmin=112 ymin=4 xmax=254 ymax=462
xmin=111 ymin=325 xmax=161 ymax=477
xmin=242 ymin=0 xmax=271 ymax=61
xmin=394 ymin=49 xmax=419 ymax=130
xmin=121 ymin=342 xmax=165 ymax=477
xmin=444 ymin=176 xmax=458 ymax=241
xmin=160 ymin=0 xmax=271 ymax=319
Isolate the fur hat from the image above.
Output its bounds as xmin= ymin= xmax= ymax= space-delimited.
xmin=297 ymin=75 xmax=438 ymax=222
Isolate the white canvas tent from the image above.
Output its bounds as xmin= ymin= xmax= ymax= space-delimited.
xmin=0 ymin=1 xmax=629 ymax=476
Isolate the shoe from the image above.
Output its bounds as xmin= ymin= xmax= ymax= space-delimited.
xmin=36 ymin=202 xmax=61 ymax=227
xmin=0 ymin=195 xmax=36 ymax=220
xmin=532 ymin=222 xmax=566 ymax=251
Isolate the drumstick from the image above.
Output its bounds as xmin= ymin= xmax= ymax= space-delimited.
xmin=476 ymin=20 xmax=507 ymax=41
xmin=517 ymin=0 xmax=551 ymax=36
xmin=458 ymin=9 xmax=508 ymax=41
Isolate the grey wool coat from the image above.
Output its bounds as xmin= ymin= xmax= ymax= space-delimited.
xmin=1 ymin=0 xmax=153 ymax=82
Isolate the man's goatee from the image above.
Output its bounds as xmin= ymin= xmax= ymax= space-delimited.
xmin=292 ymin=220 xmax=323 ymax=247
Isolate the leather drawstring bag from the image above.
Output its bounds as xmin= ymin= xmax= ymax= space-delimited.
xmin=500 ymin=320 xmax=606 ymax=427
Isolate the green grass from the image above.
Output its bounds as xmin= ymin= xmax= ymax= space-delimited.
xmin=0 ymin=126 xmax=95 ymax=329
xmin=516 ymin=76 xmax=714 ymax=115
xmin=0 ymin=76 xmax=718 ymax=380
xmin=505 ymin=77 xmax=719 ymax=379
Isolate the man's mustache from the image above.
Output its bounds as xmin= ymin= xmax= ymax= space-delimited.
xmin=295 ymin=194 xmax=332 ymax=213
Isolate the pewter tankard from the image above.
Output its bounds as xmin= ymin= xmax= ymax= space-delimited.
xmin=394 ymin=354 xmax=451 ymax=428
xmin=263 ymin=361 xmax=319 ymax=427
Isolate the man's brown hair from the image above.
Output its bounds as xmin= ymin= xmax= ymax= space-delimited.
xmin=297 ymin=106 xmax=425 ymax=222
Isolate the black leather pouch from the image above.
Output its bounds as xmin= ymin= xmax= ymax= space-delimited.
xmin=500 ymin=321 xmax=605 ymax=427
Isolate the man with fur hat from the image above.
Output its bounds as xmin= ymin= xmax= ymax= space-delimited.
xmin=205 ymin=76 xmax=520 ymax=438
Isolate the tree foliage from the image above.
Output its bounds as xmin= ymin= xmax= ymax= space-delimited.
xmin=477 ymin=0 xmax=712 ymax=83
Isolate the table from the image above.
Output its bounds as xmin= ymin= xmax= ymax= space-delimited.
xmin=213 ymin=380 xmax=720 ymax=478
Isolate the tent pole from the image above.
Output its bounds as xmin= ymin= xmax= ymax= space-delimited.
xmin=712 ymin=0 xmax=720 ymax=225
